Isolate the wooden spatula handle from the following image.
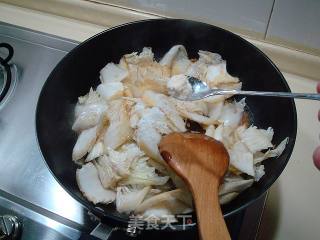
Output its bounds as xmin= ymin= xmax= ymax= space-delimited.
xmin=159 ymin=133 xmax=231 ymax=240
xmin=192 ymin=177 xmax=231 ymax=240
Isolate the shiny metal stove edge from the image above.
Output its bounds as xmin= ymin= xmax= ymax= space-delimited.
xmin=0 ymin=190 xmax=81 ymax=239
xmin=0 ymin=21 xmax=100 ymax=239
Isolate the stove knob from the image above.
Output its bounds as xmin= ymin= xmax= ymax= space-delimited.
xmin=0 ymin=215 xmax=21 ymax=240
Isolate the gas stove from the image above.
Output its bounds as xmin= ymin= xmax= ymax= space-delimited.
xmin=0 ymin=22 xmax=266 ymax=240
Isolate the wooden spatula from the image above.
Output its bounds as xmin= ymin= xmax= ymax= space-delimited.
xmin=159 ymin=132 xmax=231 ymax=240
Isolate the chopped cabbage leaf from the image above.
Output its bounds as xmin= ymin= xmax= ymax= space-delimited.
xmin=86 ymin=141 xmax=105 ymax=162
xmin=218 ymin=98 xmax=246 ymax=127
xmin=121 ymin=157 xmax=169 ymax=186
xmin=135 ymin=189 xmax=193 ymax=214
xmin=76 ymin=162 xmax=116 ymax=204
xmin=106 ymin=143 xmax=144 ymax=177
xmin=254 ymin=164 xmax=265 ymax=181
xmin=116 ymin=186 xmax=150 ymax=213
xmin=254 ymin=137 xmax=288 ymax=164
xmin=229 ymin=142 xmax=255 ymax=176
xmin=100 ymin=63 xmax=128 ymax=83
xmin=95 ymin=155 xmax=121 ymax=189
xmin=239 ymin=126 xmax=273 ymax=153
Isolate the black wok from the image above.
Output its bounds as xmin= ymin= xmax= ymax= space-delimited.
xmin=36 ymin=19 xmax=297 ymax=238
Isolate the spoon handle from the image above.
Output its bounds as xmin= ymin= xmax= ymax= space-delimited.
xmin=209 ymin=89 xmax=320 ymax=100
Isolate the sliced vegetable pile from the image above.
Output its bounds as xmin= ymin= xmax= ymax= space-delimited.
xmin=72 ymin=45 xmax=288 ymax=222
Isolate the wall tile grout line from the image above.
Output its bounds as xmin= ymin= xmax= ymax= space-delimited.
xmin=264 ymin=0 xmax=276 ymax=40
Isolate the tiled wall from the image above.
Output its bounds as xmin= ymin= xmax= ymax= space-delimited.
xmin=101 ymin=0 xmax=320 ymax=56
xmin=1 ymin=0 xmax=319 ymax=55
xmin=266 ymin=0 xmax=320 ymax=55
xmin=103 ymin=0 xmax=275 ymax=38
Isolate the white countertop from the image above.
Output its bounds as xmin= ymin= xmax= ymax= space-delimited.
xmin=259 ymin=74 xmax=320 ymax=240
xmin=1 ymin=4 xmax=319 ymax=240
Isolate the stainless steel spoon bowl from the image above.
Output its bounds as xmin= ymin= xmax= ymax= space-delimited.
xmin=173 ymin=76 xmax=320 ymax=101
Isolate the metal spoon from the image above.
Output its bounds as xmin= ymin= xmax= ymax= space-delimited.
xmin=172 ymin=76 xmax=320 ymax=101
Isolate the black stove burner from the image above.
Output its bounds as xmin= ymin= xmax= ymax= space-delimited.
xmin=0 ymin=43 xmax=13 ymax=103
xmin=0 ymin=67 xmax=4 ymax=93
